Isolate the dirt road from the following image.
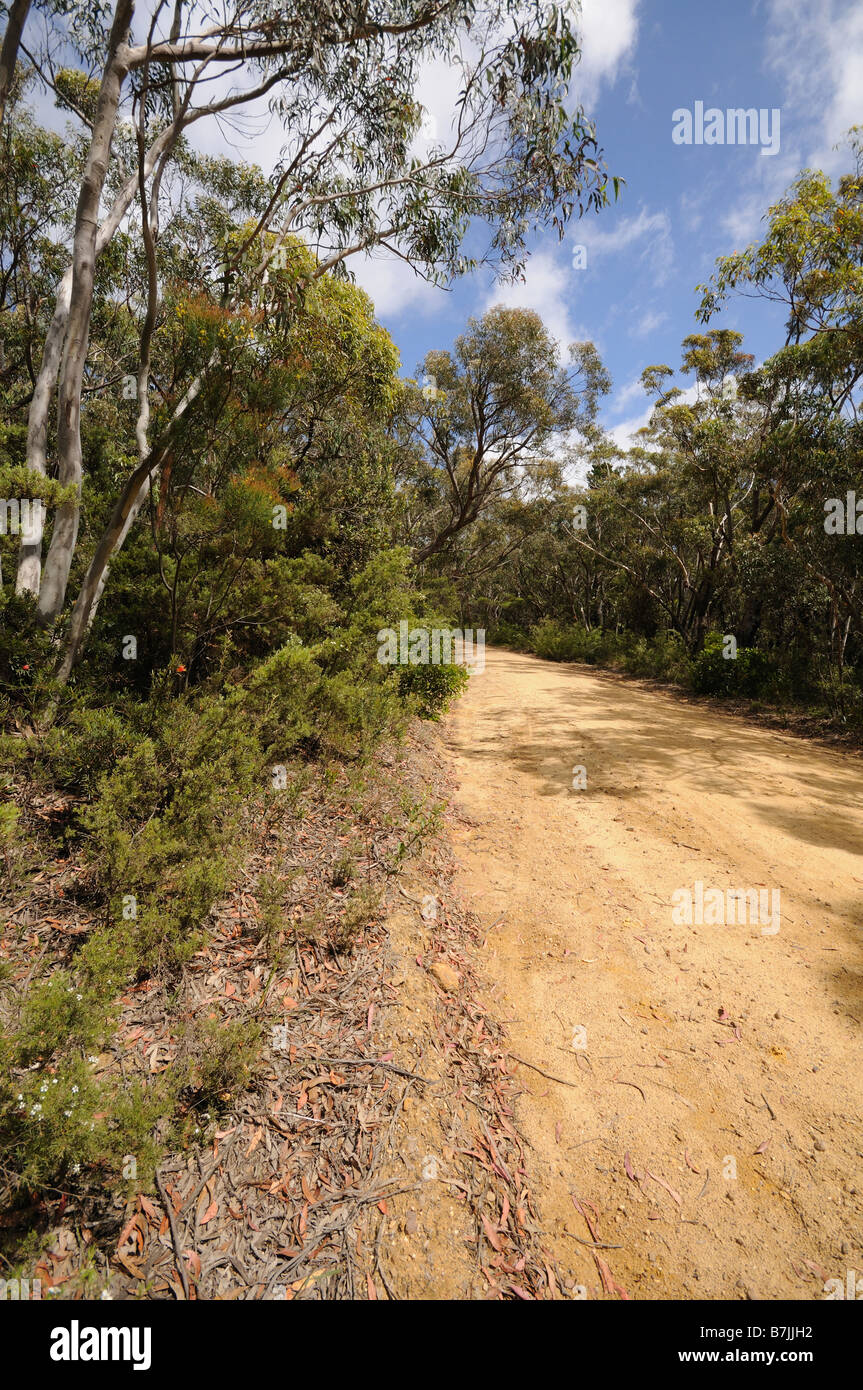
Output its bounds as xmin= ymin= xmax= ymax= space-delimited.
xmin=444 ymin=648 xmax=863 ymax=1299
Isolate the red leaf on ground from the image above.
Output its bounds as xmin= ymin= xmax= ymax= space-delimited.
xmin=646 ymin=1169 xmax=682 ymax=1205
xmin=482 ymin=1214 xmax=504 ymax=1252
xmin=594 ymin=1252 xmax=630 ymax=1300
xmin=139 ymin=1195 xmax=159 ymax=1223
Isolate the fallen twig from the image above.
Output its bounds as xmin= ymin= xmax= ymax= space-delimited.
xmin=155 ymin=1170 xmax=190 ymax=1301
xmin=508 ymin=1052 xmax=579 ymax=1088
xmin=563 ymin=1232 xmax=624 ymax=1250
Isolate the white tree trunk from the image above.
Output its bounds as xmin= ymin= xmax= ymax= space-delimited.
xmin=16 ymin=117 xmax=189 ymax=599
xmin=0 ymin=0 xmax=31 ymax=133
xmin=36 ymin=0 xmax=135 ymax=625
xmin=15 ymin=269 xmax=72 ymax=596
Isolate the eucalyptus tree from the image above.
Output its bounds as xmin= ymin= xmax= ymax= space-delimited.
xmin=404 ymin=306 xmax=609 ymax=562
xmin=550 ymin=331 xmax=765 ymax=649
xmin=0 ymin=0 xmax=614 ymax=676
xmin=697 ymin=128 xmax=863 ymax=414
xmin=698 ymin=131 xmax=863 ymax=693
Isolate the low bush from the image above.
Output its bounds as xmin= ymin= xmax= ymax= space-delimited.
xmin=488 ymin=621 xmax=530 ymax=650
xmin=691 ymin=633 xmax=775 ymax=698
xmin=397 ymin=660 xmax=470 ymax=719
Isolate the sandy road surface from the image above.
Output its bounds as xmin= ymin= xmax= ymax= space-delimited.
xmin=444 ymin=648 xmax=863 ymax=1299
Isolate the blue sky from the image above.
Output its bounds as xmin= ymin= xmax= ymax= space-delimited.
xmin=351 ymin=0 xmax=863 ymax=447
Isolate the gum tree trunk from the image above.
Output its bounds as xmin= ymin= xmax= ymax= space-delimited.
xmin=0 ymin=0 xmax=31 ymax=133
xmin=36 ymin=0 xmax=135 ymax=624
xmin=17 ymin=118 xmax=189 ymax=598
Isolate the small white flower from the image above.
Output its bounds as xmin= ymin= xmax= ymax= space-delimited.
xmin=71 ymin=1086 xmax=79 ymax=1095
xmin=100 ymin=1289 xmax=113 ymax=1301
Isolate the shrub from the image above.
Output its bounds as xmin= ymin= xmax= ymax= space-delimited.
xmin=735 ymin=647 xmax=775 ymax=698
xmin=489 ymin=621 xmax=529 ymax=649
xmin=0 ymin=799 xmax=20 ymax=866
xmin=329 ymin=884 xmax=382 ymax=953
xmin=529 ymin=620 xmax=619 ymax=665
xmin=691 ymin=633 xmax=774 ymax=698
xmin=0 ymin=542 xmax=437 ymax=1229
xmin=397 ymin=660 xmax=470 ymax=719
xmin=626 ymin=630 xmax=691 ymax=683
xmin=691 ymin=632 xmax=735 ymax=695
xmin=183 ymin=1017 xmax=264 ymax=1109
xmin=35 ymin=706 xmax=139 ymax=795
xmin=525 ymin=620 xmax=695 ymax=685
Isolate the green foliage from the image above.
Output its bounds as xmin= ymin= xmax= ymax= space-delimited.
xmin=182 ymin=1017 xmax=264 ymax=1110
xmin=0 ymin=800 xmax=19 ymax=851
xmin=441 ymin=146 xmax=863 ymax=729
xmin=691 ymin=634 xmax=774 ymax=698
xmin=530 ymin=619 xmax=612 ymax=664
xmin=0 ymin=10 xmax=617 ymax=1252
xmin=489 ymin=621 xmax=531 ymax=650
xmin=397 ymin=660 xmax=470 ymax=719
xmin=528 ymin=620 xmax=692 ymax=684
xmin=525 ymin=619 xmax=781 ymax=702
xmin=404 ymin=307 xmax=610 ymax=562
xmin=35 ymin=706 xmax=139 ymax=795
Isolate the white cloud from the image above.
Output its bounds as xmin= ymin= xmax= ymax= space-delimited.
xmin=352 ymin=252 xmax=448 ymax=324
xmin=716 ymin=0 xmax=863 ymax=248
xmin=581 ymin=206 xmax=674 ymax=284
xmin=712 ymin=139 xmax=807 ymax=249
xmin=765 ymin=0 xmax=863 ymax=173
xmin=609 ymin=375 xmax=648 ymax=417
xmin=410 ymin=53 xmax=467 ymax=157
xmin=679 ymin=188 xmax=707 ymax=234
xmin=607 ymin=408 xmax=652 ymax=451
xmin=482 ymin=250 xmax=581 ymax=356
xmin=605 ymin=380 xmax=700 ymax=451
xmin=571 ymin=0 xmax=641 ymax=108
xmin=691 ymin=2 xmax=863 ymax=254
xmin=632 ymin=308 xmax=669 ymax=338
